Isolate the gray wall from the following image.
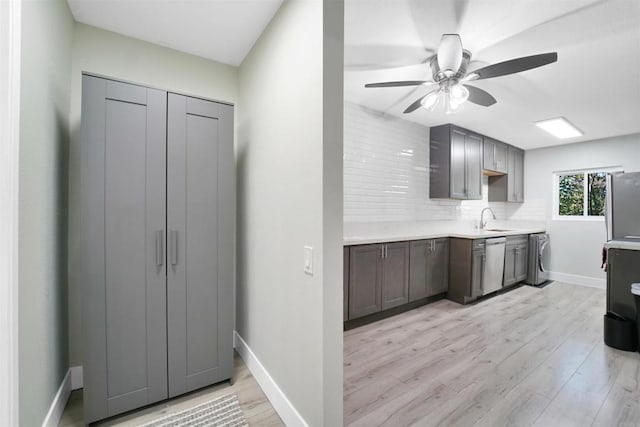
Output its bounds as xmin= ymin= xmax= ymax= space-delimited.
xmin=237 ymin=0 xmax=344 ymax=425
xmin=524 ymin=133 xmax=640 ymax=281
xmin=67 ymin=23 xmax=239 ymax=367
xmin=19 ymin=0 xmax=74 ymax=426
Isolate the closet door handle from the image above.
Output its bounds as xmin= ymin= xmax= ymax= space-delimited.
xmin=170 ymin=230 xmax=178 ymax=265
xmin=155 ymin=230 xmax=164 ymax=266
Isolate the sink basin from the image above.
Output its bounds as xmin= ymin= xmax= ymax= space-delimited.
xmin=484 ymin=228 xmax=513 ymax=232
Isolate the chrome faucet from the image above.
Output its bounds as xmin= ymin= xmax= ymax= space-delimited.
xmin=480 ymin=207 xmax=496 ymax=230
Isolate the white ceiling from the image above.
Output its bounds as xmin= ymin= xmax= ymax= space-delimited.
xmin=345 ymin=0 xmax=640 ymax=149
xmin=66 ymin=0 xmax=283 ymax=67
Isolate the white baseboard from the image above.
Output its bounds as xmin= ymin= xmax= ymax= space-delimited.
xmin=42 ymin=370 xmax=72 ymax=427
xmin=70 ymin=366 xmax=83 ymax=390
xmin=548 ymin=271 xmax=606 ymax=289
xmin=234 ymin=331 xmax=308 ymax=427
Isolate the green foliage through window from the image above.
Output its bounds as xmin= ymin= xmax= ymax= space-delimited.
xmin=588 ymin=172 xmax=607 ymax=216
xmin=559 ymin=174 xmax=584 ymax=216
xmin=557 ymin=171 xmax=607 ymax=217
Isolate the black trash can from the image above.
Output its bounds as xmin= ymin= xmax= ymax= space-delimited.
xmin=604 ymin=311 xmax=637 ymax=351
xmin=632 ymin=283 xmax=640 ymax=352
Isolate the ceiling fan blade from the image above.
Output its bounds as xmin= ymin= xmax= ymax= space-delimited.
xmin=468 ymin=52 xmax=558 ymax=81
xmin=403 ymin=95 xmax=427 ymax=114
xmin=437 ymin=34 xmax=463 ymax=76
xmin=463 ymin=84 xmax=497 ymax=107
xmin=365 ymin=80 xmax=433 ymax=88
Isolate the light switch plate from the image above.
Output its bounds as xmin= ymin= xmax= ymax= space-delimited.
xmin=304 ymin=246 xmax=313 ymax=275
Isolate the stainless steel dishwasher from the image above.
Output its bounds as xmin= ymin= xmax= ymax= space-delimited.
xmin=483 ymin=237 xmax=506 ymax=294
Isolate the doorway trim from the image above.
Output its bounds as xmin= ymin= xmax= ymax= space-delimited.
xmin=0 ymin=0 xmax=21 ymax=424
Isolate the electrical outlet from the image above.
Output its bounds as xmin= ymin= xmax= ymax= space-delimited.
xmin=304 ymin=246 xmax=313 ymax=275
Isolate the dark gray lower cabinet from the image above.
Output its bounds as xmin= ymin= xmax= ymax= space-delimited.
xmin=348 ymin=242 xmax=409 ymax=320
xmin=349 ymin=244 xmax=383 ymax=319
xmin=343 ymin=247 xmax=349 ymax=321
xmin=382 ymin=242 xmax=410 ymax=309
xmin=81 ymin=75 xmax=234 ymax=424
xmin=409 ymin=238 xmax=449 ymax=301
xmin=504 ymin=235 xmax=529 ymax=286
xmin=448 ymin=238 xmax=486 ymax=304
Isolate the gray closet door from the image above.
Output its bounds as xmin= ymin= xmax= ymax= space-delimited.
xmin=167 ymin=93 xmax=234 ymax=397
xmin=81 ymin=76 xmax=168 ymax=423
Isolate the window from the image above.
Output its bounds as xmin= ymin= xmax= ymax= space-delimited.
xmin=554 ymin=168 xmax=621 ymax=219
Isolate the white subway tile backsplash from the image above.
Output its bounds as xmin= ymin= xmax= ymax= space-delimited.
xmin=343 ymin=102 xmax=546 ymax=224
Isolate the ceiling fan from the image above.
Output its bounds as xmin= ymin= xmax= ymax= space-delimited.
xmin=365 ymin=34 xmax=558 ymax=114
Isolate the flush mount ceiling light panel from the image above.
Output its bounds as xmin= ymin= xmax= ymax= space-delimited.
xmin=364 ymin=33 xmax=558 ymax=114
xmin=535 ymin=117 xmax=583 ymax=139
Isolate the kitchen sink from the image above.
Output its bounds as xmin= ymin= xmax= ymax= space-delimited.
xmin=485 ymin=228 xmax=513 ymax=232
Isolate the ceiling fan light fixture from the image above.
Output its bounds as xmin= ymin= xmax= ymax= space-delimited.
xmin=437 ymin=34 xmax=463 ymax=77
xmin=535 ymin=117 xmax=583 ymax=139
xmin=450 ymin=84 xmax=469 ymax=104
xmin=421 ymin=90 xmax=440 ymax=111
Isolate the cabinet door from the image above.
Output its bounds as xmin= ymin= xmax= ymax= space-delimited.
xmin=429 ymin=238 xmax=450 ymax=295
xmin=515 ymin=148 xmax=525 ymax=202
xmin=471 ymin=250 xmax=485 ymax=298
xmin=515 ymin=243 xmax=529 ymax=282
xmin=507 ymin=146 xmax=524 ymax=202
xmin=343 ymin=247 xmax=349 ymax=321
xmin=349 ymin=244 xmax=383 ymax=319
xmin=81 ymin=76 xmax=168 ymax=423
xmin=382 ymin=242 xmax=410 ymax=310
xmin=494 ymin=141 xmax=508 ymax=174
xmin=607 ymin=248 xmax=639 ymax=319
xmin=465 ymin=133 xmax=483 ymax=200
xmin=167 ymin=94 xmax=234 ymax=397
xmin=409 ymin=240 xmax=430 ymax=301
xmin=483 ymin=138 xmax=495 ymax=171
xmin=503 ymin=244 xmax=517 ymax=286
xmin=450 ymin=129 xmax=467 ymax=199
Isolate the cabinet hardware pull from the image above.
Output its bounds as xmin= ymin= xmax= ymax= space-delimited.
xmin=155 ymin=230 xmax=164 ymax=266
xmin=380 ymin=245 xmax=384 ymax=259
xmin=384 ymin=245 xmax=387 ymax=258
xmin=170 ymin=230 xmax=178 ymax=265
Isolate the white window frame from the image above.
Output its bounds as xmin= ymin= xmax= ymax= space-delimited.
xmin=0 ymin=0 xmax=21 ymax=424
xmin=552 ymin=166 xmax=623 ymax=221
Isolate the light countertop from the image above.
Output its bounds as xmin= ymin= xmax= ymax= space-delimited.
xmin=604 ymin=240 xmax=640 ymax=251
xmin=344 ymin=220 xmax=546 ymax=245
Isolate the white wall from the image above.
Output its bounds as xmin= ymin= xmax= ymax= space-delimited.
xmin=19 ymin=0 xmax=74 ymax=426
xmin=0 ymin=0 xmax=21 ymax=424
xmin=237 ymin=0 xmax=343 ymax=425
xmin=524 ymin=133 xmax=640 ymax=282
xmin=67 ymin=23 xmax=239 ymax=366
xmin=343 ymin=102 xmax=543 ymax=224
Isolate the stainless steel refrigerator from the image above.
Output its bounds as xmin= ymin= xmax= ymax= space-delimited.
xmin=605 ymin=172 xmax=640 ymax=320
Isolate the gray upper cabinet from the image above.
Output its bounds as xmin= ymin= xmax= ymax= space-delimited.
xmin=488 ymin=145 xmax=525 ymax=203
xmin=409 ymin=238 xmax=449 ymax=301
xmin=508 ymin=146 xmax=525 ymax=202
xmin=483 ymin=137 xmax=508 ymax=174
xmin=348 ymin=242 xmax=409 ymax=320
xmin=430 ymin=124 xmax=483 ymax=200
xmin=81 ymin=75 xmax=234 ymax=424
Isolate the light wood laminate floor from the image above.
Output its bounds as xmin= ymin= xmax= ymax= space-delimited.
xmin=344 ymin=282 xmax=640 ymax=427
xmin=59 ymin=352 xmax=283 ymax=426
